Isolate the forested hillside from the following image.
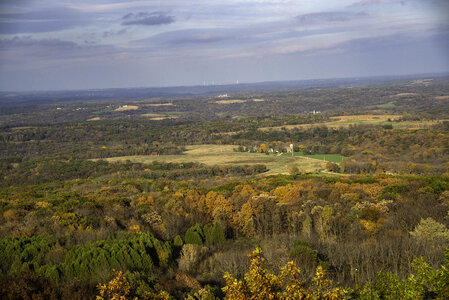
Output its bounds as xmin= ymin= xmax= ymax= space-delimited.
xmin=1 ymin=78 xmax=449 ymax=299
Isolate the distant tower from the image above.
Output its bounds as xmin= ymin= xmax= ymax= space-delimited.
xmin=236 ymin=80 xmax=239 ymax=84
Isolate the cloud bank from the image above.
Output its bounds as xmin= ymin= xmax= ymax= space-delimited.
xmin=0 ymin=0 xmax=447 ymax=91
xmin=122 ymin=12 xmax=175 ymax=26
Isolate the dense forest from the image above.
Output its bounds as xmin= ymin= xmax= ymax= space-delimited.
xmin=1 ymin=77 xmax=449 ymax=299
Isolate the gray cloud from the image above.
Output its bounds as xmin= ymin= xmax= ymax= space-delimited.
xmin=0 ymin=36 xmax=78 ymax=50
xmin=121 ymin=12 xmax=174 ymax=26
xmin=0 ymin=0 xmax=36 ymax=8
xmin=133 ymin=28 xmax=240 ymax=47
xmin=164 ymin=30 xmax=229 ymax=44
xmin=297 ymin=11 xmax=369 ymax=24
xmin=334 ymin=30 xmax=449 ymax=54
xmin=0 ymin=20 xmax=85 ymax=34
xmin=175 ymin=33 xmax=227 ymax=44
xmin=0 ymin=36 xmax=116 ymax=59
xmin=1 ymin=0 xmax=447 ymax=91
xmin=132 ymin=20 xmax=371 ymax=53
xmin=0 ymin=6 xmax=91 ymax=34
xmin=1 ymin=6 xmax=83 ymax=20
xmin=351 ymin=0 xmax=449 ymax=7
xmin=0 ymin=0 xmax=34 ymax=3
xmin=351 ymin=0 xmax=387 ymax=6
xmin=103 ymin=28 xmax=129 ymax=38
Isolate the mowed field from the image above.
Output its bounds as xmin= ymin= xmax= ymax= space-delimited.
xmin=105 ymin=145 xmax=338 ymax=175
xmin=292 ymin=152 xmax=346 ymax=163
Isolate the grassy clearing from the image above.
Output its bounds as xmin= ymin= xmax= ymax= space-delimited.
xmin=259 ymin=115 xmax=444 ymax=131
xmin=150 ymin=116 xmax=178 ymax=120
xmin=292 ymin=152 xmax=346 ymax=163
xmin=391 ymin=93 xmax=418 ymax=97
xmin=141 ymin=113 xmax=164 ymax=117
xmin=141 ymin=112 xmax=183 ymax=120
xmin=435 ymin=96 xmax=449 ymax=100
xmin=105 ymin=145 xmax=333 ymax=175
xmin=366 ymin=101 xmax=396 ymax=109
xmin=215 ymin=99 xmax=247 ymax=104
xmin=145 ymin=103 xmax=174 ymax=107
xmin=330 ymin=116 xmax=446 ymax=129
xmin=377 ymin=101 xmax=396 ymax=108
xmin=329 ymin=115 xmax=399 ymax=121
xmin=115 ymin=105 xmax=139 ymax=111
xmin=260 ymin=114 xmax=400 ymax=131
xmin=87 ymin=117 xmax=101 ymax=121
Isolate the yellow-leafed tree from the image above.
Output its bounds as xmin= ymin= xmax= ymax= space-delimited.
xmin=223 ymin=248 xmax=347 ymax=299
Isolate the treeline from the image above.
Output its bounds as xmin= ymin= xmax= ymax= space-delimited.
xmin=2 ymin=79 xmax=448 ymax=127
xmin=2 ymin=117 xmax=448 ymax=177
xmin=233 ymin=125 xmax=449 ymax=175
xmin=0 ymin=159 xmax=267 ymax=187
xmin=0 ymin=115 xmax=328 ymax=160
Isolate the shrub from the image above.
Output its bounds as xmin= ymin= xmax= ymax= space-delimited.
xmin=204 ymin=222 xmax=226 ymax=245
xmin=184 ymin=225 xmax=204 ymax=245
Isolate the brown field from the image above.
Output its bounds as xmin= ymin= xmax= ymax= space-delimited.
xmin=391 ymin=93 xmax=418 ymax=97
xmin=105 ymin=145 xmax=330 ymax=175
xmin=87 ymin=117 xmax=101 ymax=121
xmin=435 ymin=96 xmax=449 ymax=100
xmin=215 ymin=99 xmax=247 ymax=104
xmin=146 ymin=103 xmax=174 ymax=107
xmin=252 ymin=99 xmax=265 ymax=102
xmin=115 ymin=105 xmax=139 ymax=111
xmin=141 ymin=113 xmax=163 ymax=117
xmin=141 ymin=113 xmax=179 ymax=120
xmin=11 ymin=126 xmax=35 ymax=131
xmin=150 ymin=116 xmax=178 ymax=120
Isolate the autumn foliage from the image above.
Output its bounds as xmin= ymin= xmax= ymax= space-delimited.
xmin=223 ymin=248 xmax=347 ymax=299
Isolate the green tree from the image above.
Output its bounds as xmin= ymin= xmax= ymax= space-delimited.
xmin=184 ymin=225 xmax=204 ymax=245
xmin=204 ymin=222 xmax=226 ymax=245
xmin=174 ymin=235 xmax=184 ymax=247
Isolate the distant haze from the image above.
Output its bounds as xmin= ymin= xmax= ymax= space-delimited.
xmin=0 ymin=0 xmax=448 ymax=91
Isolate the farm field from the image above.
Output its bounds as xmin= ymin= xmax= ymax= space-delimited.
xmin=145 ymin=103 xmax=174 ymax=107
xmin=105 ymin=144 xmax=337 ymax=175
xmin=259 ymin=114 xmax=399 ymax=130
xmin=215 ymin=98 xmax=265 ymax=104
xmin=114 ymin=105 xmax=139 ymax=111
xmin=259 ymin=114 xmax=444 ymax=130
xmin=292 ymin=152 xmax=346 ymax=163
xmin=215 ymin=99 xmax=247 ymax=104
xmin=140 ymin=112 xmax=183 ymax=120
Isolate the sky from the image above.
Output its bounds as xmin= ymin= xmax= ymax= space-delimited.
xmin=0 ymin=0 xmax=448 ymax=91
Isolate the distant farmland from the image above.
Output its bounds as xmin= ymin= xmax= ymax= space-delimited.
xmin=105 ymin=145 xmax=345 ymax=175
